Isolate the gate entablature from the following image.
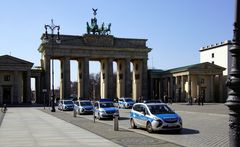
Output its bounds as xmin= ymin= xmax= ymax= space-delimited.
xmin=38 ymin=34 xmax=151 ymax=60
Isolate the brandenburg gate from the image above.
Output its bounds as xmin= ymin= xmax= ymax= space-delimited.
xmin=38 ymin=10 xmax=151 ymax=101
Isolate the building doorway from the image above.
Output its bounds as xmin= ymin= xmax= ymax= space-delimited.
xmin=2 ymin=86 xmax=12 ymax=104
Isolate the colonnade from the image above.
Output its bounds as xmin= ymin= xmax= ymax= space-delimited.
xmin=42 ymin=55 xmax=148 ymax=101
xmin=150 ymin=73 xmax=224 ymax=103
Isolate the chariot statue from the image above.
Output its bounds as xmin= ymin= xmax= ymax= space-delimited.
xmin=86 ymin=8 xmax=111 ymax=35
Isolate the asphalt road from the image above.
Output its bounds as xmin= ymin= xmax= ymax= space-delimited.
xmin=62 ymin=103 xmax=229 ymax=147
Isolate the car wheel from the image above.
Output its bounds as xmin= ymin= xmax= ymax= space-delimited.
xmin=130 ymin=118 xmax=137 ymax=129
xmin=146 ymin=122 xmax=153 ymax=133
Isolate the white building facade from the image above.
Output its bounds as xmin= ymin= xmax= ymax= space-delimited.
xmin=199 ymin=40 xmax=232 ymax=75
xmin=199 ymin=40 xmax=233 ymax=101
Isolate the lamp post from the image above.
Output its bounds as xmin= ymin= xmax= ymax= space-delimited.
xmin=225 ymin=0 xmax=240 ymax=146
xmin=44 ymin=19 xmax=60 ymax=112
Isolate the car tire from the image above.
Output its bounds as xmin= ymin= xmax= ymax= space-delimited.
xmin=130 ymin=118 xmax=137 ymax=129
xmin=146 ymin=122 xmax=153 ymax=133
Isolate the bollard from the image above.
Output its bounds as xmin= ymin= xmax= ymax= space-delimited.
xmin=73 ymin=109 xmax=77 ymax=117
xmin=113 ymin=113 xmax=119 ymax=131
xmin=93 ymin=110 xmax=95 ymax=123
xmin=1 ymin=104 xmax=7 ymax=113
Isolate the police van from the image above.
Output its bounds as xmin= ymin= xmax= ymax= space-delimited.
xmin=130 ymin=102 xmax=182 ymax=133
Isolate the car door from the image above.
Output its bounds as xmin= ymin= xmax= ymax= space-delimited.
xmin=131 ymin=104 xmax=142 ymax=126
xmin=138 ymin=105 xmax=149 ymax=127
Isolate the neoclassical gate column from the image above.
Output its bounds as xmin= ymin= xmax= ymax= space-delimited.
xmin=77 ymin=58 xmax=89 ymax=99
xmin=116 ymin=59 xmax=131 ymax=98
xmin=116 ymin=59 xmax=125 ymax=98
xmin=187 ymin=75 xmax=192 ymax=100
xmin=132 ymin=60 xmax=142 ymax=100
xmin=100 ymin=58 xmax=113 ymax=98
xmin=35 ymin=76 xmax=41 ymax=103
xmin=60 ymin=57 xmax=71 ymax=99
xmin=142 ymin=59 xmax=148 ymax=98
xmin=43 ymin=54 xmax=51 ymax=101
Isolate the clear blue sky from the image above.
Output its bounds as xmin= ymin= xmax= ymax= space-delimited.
xmin=0 ymin=0 xmax=233 ymax=88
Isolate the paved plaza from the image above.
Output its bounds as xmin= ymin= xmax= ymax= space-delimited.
xmin=0 ymin=103 xmax=230 ymax=147
xmin=0 ymin=108 xmax=121 ymax=147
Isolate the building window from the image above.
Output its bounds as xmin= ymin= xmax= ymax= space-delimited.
xmin=119 ymin=74 xmax=123 ymax=80
xmin=135 ymin=64 xmax=138 ymax=71
xmin=135 ymin=74 xmax=140 ymax=80
xmin=201 ymin=79 xmax=204 ymax=84
xmin=4 ymin=75 xmax=10 ymax=81
xmin=212 ymin=61 xmax=214 ymax=64
xmin=102 ymin=73 xmax=105 ymax=79
xmin=212 ymin=53 xmax=214 ymax=58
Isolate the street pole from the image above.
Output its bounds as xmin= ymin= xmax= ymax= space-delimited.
xmin=44 ymin=19 xmax=60 ymax=112
xmin=225 ymin=0 xmax=240 ymax=146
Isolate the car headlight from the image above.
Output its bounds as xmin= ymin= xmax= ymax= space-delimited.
xmin=179 ymin=117 xmax=182 ymax=123
xmin=100 ymin=110 xmax=106 ymax=114
xmin=153 ymin=116 xmax=161 ymax=121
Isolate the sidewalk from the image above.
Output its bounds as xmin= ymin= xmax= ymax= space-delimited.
xmin=0 ymin=108 xmax=121 ymax=147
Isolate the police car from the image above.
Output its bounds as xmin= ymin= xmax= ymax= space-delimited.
xmin=73 ymin=100 xmax=94 ymax=115
xmin=118 ymin=97 xmax=135 ymax=109
xmin=130 ymin=102 xmax=182 ymax=133
xmin=94 ymin=99 xmax=119 ymax=119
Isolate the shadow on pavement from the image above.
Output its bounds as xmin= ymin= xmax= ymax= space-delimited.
xmin=119 ymin=117 xmax=129 ymax=120
xmin=158 ymin=128 xmax=199 ymax=135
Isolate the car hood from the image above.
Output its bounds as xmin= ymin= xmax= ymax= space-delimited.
xmin=101 ymin=107 xmax=117 ymax=112
xmin=82 ymin=106 xmax=93 ymax=109
xmin=155 ymin=113 xmax=179 ymax=121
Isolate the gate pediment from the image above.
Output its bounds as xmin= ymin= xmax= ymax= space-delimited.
xmin=0 ymin=55 xmax=33 ymax=70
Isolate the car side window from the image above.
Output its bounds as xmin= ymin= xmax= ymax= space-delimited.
xmin=133 ymin=104 xmax=143 ymax=112
xmin=140 ymin=105 xmax=149 ymax=115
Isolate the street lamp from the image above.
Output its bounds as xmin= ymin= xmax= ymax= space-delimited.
xmin=225 ymin=0 xmax=240 ymax=146
xmin=44 ymin=19 xmax=60 ymax=112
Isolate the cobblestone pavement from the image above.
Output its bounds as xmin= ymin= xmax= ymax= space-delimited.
xmin=62 ymin=103 xmax=229 ymax=147
xmin=42 ymin=109 xmax=181 ymax=147
xmin=168 ymin=103 xmax=229 ymax=115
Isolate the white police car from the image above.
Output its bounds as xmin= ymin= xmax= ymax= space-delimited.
xmin=74 ymin=100 xmax=94 ymax=115
xmin=94 ymin=99 xmax=119 ymax=119
xmin=118 ymin=97 xmax=135 ymax=109
xmin=130 ymin=102 xmax=182 ymax=133
xmin=58 ymin=100 xmax=74 ymax=111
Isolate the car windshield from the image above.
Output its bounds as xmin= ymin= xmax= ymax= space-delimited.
xmin=80 ymin=102 xmax=92 ymax=106
xmin=125 ymin=98 xmax=134 ymax=102
xmin=64 ymin=101 xmax=73 ymax=104
xmin=100 ymin=102 xmax=114 ymax=108
xmin=147 ymin=105 xmax=174 ymax=114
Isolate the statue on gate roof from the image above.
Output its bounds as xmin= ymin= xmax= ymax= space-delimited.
xmin=86 ymin=8 xmax=111 ymax=35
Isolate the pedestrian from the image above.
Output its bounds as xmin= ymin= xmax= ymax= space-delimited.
xmin=198 ymin=95 xmax=204 ymax=106
xmin=168 ymin=96 xmax=172 ymax=105
xmin=164 ymin=94 xmax=168 ymax=103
